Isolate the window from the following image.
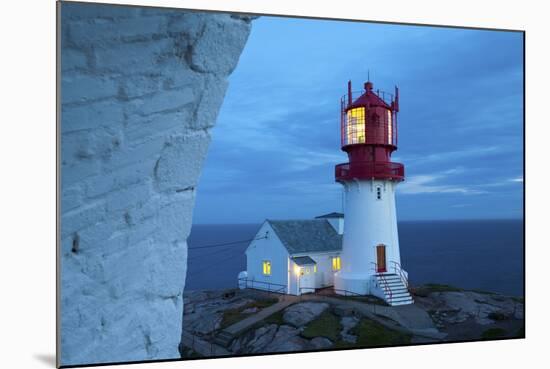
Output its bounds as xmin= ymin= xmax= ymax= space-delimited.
xmin=305 ymin=267 xmax=310 ymax=275
xmin=376 ymin=186 xmax=382 ymax=200
xmin=313 ymin=264 xmax=317 ymax=273
xmin=332 ymin=256 xmax=341 ymax=271
xmin=346 ymin=107 xmax=366 ymax=145
xmin=262 ymin=260 xmax=271 ymax=276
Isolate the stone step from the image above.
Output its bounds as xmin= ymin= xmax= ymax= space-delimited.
xmin=384 ymin=291 xmax=411 ymax=298
xmin=389 ymin=298 xmax=414 ymax=306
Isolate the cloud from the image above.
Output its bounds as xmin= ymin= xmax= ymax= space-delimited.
xmin=399 ymin=170 xmax=486 ymax=195
xmin=509 ymin=176 xmax=523 ymax=183
xmin=404 ymin=146 xmax=504 ymax=165
xmin=288 ymin=150 xmax=344 ymax=171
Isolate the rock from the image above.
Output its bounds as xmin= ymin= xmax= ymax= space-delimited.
xmin=340 ymin=316 xmax=359 ymax=343
xmin=426 ymin=291 xmax=524 ymax=326
xmin=242 ymin=307 xmax=259 ymax=314
xmin=310 ymin=337 xmax=333 ymax=349
xmin=283 ymin=302 xmax=329 ymax=327
xmin=263 ymin=325 xmax=310 ymax=353
xmin=60 ymin=2 xmax=253 ymax=366
xmin=232 ymin=324 xmax=311 ymax=354
xmin=183 ymin=291 xmax=252 ymax=335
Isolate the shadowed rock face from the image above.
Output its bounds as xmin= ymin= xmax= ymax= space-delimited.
xmin=59 ymin=3 xmax=253 ymax=366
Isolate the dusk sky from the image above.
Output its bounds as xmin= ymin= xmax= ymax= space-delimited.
xmin=193 ymin=16 xmax=524 ymax=224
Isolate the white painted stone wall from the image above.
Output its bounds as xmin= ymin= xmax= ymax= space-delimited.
xmin=59 ymin=3 xmax=253 ymax=366
xmin=335 ymin=179 xmax=402 ymax=295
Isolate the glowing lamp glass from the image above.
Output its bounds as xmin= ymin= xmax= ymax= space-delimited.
xmin=346 ymin=107 xmax=365 ymax=145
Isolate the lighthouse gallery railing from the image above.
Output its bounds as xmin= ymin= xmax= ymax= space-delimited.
xmin=335 ymin=161 xmax=404 ymax=182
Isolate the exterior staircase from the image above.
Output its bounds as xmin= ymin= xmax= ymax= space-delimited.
xmin=375 ymin=273 xmax=414 ymax=306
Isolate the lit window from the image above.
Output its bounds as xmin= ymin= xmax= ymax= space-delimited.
xmin=376 ymin=186 xmax=382 ymax=200
xmin=346 ymin=107 xmax=366 ymax=145
xmin=332 ymin=256 xmax=341 ymax=271
xmin=313 ymin=264 xmax=317 ymax=273
xmin=262 ymin=261 xmax=271 ymax=276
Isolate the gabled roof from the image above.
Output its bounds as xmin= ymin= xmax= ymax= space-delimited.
xmin=292 ymin=256 xmax=317 ymax=266
xmin=267 ymin=219 xmax=342 ymax=254
xmin=315 ymin=212 xmax=344 ymax=219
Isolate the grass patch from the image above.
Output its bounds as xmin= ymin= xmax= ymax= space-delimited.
xmin=351 ymin=318 xmax=411 ymax=347
xmin=488 ymin=311 xmax=511 ymax=321
xmin=220 ymin=297 xmax=279 ymax=329
xmin=512 ymin=296 xmax=525 ymax=304
xmin=424 ymin=284 xmax=463 ymax=293
xmin=469 ymin=289 xmax=498 ymax=295
xmin=301 ymin=310 xmax=342 ymax=341
xmin=515 ymin=326 xmax=525 ymax=337
xmin=481 ymin=328 xmax=507 ymax=340
xmin=263 ymin=309 xmax=285 ymax=325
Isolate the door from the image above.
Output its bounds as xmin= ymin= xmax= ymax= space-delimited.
xmin=299 ymin=266 xmax=315 ymax=294
xmin=376 ymin=244 xmax=386 ymax=273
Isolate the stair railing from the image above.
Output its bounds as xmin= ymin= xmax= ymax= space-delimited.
xmin=389 ymin=261 xmax=409 ymax=290
xmin=371 ymin=262 xmax=392 ymax=305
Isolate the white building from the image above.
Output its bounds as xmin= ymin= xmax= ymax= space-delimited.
xmin=239 ymin=213 xmax=344 ymax=296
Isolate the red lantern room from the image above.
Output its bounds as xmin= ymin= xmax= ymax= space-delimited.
xmin=335 ymin=80 xmax=405 ymax=182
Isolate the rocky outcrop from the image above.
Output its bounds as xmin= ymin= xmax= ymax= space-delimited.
xmin=417 ymin=291 xmax=524 ymax=326
xmin=340 ymin=316 xmax=359 ymax=343
xmin=230 ymin=324 xmax=312 ymax=353
xmin=59 ymin=3 xmax=253 ymax=366
xmin=282 ymin=302 xmax=329 ymax=327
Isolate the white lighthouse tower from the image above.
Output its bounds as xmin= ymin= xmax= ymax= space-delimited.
xmin=333 ymin=79 xmax=413 ymax=306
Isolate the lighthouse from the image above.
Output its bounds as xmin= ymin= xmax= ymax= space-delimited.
xmin=333 ymin=79 xmax=413 ymax=306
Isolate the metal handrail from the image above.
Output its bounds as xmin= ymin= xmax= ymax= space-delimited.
xmin=335 ymin=161 xmax=404 ymax=182
xmin=371 ymin=262 xmax=392 ymax=304
xmin=298 ymin=286 xmax=315 ymax=295
xmin=332 ymin=288 xmax=363 ymax=297
xmin=341 ymin=90 xmax=395 ymax=107
xmin=389 ymin=261 xmax=409 ymax=290
xmin=238 ymin=277 xmax=287 ymax=294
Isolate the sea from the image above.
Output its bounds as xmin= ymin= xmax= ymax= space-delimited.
xmin=185 ymin=220 xmax=524 ymax=296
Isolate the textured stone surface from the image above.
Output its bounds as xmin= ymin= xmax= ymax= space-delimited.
xmin=416 ymin=291 xmax=524 ymax=327
xmin=310 ymin=337 xmax=333 ymax=349
xmin=230 ymin=324 xmax=311 ymax=354
xmin=282 ymin=302 xmax=330 ymax=327
xmin=340 ymin=316 xmax=359 ymax=343
xmin=60 ymin=3 xmax=252 ymax=366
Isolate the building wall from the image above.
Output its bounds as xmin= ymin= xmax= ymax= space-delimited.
xmin=338 ymin=179 xmax=402 ymax=283
xmin=245 ymin=222 xmax=290 ymax=293
xmin=326 ymin=218 xmax=344 ymax=234
xmin=291 ymin=251 xmax=340 ymax=289
xmin=59 ymin=3 xmax=252 ymax=366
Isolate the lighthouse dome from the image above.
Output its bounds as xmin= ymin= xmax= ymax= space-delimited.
xmin=348 ymin=82 xmax=391 ymax=109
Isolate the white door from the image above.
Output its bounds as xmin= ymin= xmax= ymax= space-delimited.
xmin=299 ymin=266 xmax=315 ymax=294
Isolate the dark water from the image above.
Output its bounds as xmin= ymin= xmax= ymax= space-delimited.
xmin=185 ymin=220 xmax=524 ymax=296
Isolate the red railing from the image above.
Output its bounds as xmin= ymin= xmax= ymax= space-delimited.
xmin=390 ymin=261 xmax=410 ymax=290
xmin=335 ymin=161 xmax=404 ymax=182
